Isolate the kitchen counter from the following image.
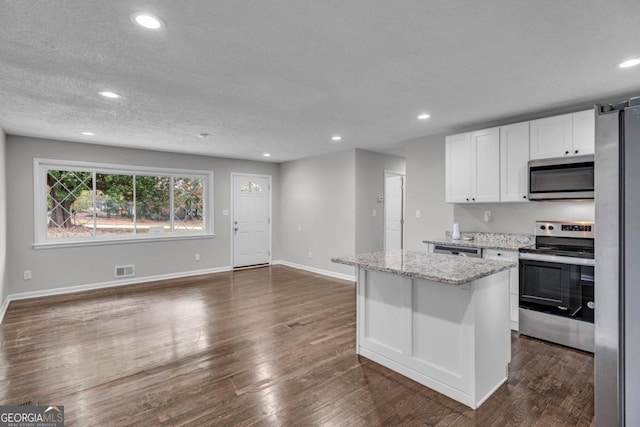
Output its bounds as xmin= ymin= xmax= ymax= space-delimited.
xmin=332 ymin=249 xmax=515 ymax=285
xmin=332 ymin=249 xmax=512 ymax=409
xmin=424 ymin=231 xmax=534 ymax=251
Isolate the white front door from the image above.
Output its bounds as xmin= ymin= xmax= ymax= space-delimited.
xmin=384 ymin=173 xmax=404 ymax=250
xmin=232 ymin=174 xmax=271 ymax=268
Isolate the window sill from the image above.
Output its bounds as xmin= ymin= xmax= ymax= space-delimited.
xmin=32 ymin=233 xmax=216 ymax=250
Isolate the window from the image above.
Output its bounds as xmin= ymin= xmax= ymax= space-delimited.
xmin=35 ymin=159 xmax=213 ymax=245
xmin=240 ymin=180 xmax=263 ymax=193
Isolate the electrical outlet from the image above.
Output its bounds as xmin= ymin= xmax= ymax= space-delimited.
xmin=195 ymin=253 xmax=200 ymax=262
xmin=222 ymin=209 xmax=229 ymax=216
xmin=484 ymin=211 xmax=492 ymax=222
xmin=416 ymin=209 xmax=421 ymax=219
xmin=308 ymin=251 xmax=313 ymax=258
xmin=23 ymin=270 xmax=32 ymax=280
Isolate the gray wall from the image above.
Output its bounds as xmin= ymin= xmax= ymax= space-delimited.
xmin=6 ymin=136 xmax=280 ymax=295
xmin=0 ymin=128 xmax=7 ymax=305
xmin=278 ymin=149 xmax=355 ymax=276
xmin=402 ymin=134 xmax=454 ymax=249
xmin=453 ymin=201 xmax=595 ymax=235
xmin=355 ymin=149 xmax=405 ymax=254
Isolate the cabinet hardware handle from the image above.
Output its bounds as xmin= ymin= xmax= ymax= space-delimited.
xmin=565 ymin=150 xmax=570 ymax=155
xmin=472 ymin=198 xmax=475 ymax=201
xmin=523 ymin=195 xmax=527 ymax=199
xmin=575 ymin=150 xmax=579 ymax=154
xmin=466 ymin=198 xmax=469 ymax=201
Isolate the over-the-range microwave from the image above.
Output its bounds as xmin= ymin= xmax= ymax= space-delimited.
xmin=528 ymin=154 xmax=594 ymax=201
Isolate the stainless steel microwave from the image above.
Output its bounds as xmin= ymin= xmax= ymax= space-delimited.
xmin=528 ymin=154 xmax=594 ymax=200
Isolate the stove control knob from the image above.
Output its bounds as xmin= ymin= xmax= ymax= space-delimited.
xmin=548 ymin=225 xmax=554 ymax=231
xmin=540 ymin=225 xmax=546 ymax=230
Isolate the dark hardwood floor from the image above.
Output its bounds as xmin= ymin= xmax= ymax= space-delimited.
xmin=0 ymin=266 xmax=594 ymax=426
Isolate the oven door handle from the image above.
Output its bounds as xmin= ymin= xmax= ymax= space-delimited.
xmin=519 ymin=252 xmax=595 ymax=266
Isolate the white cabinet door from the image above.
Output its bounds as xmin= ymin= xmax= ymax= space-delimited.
xmin=500 ymin=122 xmax=530 ymax=202
xmin=572 ymin=110 xmax=595 ymax=156
xmin=446 ymin=132 xmax=472 ymax=203
xmin=471 ymin=127 xmax=500 ymax=203
xmin=483 ymin=249 xmax=519 ymax=331
xmin=529 ymin=113 xmax=573 ymax=160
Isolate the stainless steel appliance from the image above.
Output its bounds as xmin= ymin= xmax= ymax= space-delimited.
xmin=528 ymin=154 xmax=594 ymax=200
xmin=594 ymin=97 xmax=640 ymax=426
xmin=432 ymin=244 xmax=482 ymax=258
xmin=518 ymin=221 xmax=594 ymax=353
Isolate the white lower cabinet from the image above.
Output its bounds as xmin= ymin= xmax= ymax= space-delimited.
xmin=483 ymin=249 xmax=519 ymax=331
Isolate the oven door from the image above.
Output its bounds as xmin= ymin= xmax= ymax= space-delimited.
xmin=519 ymin=258 xmax=582 ymax=317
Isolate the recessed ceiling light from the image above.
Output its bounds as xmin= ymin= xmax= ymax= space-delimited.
xmin=263 ymin=153 xmax=272 ymax=157
xmin=619 ymin=58 xmax=640 ymax=68
xmin=131 ymin=13 xmax=166 ymax=30
xmin=99 ymin=91 xmax=121 ymax=99
xmin=331 ymin=136 xmax=342 ymax=142
xmin=81 ymin=132 xmax=95 ymax=136
xmin=417 ymin=114 xmax=431 ymax=120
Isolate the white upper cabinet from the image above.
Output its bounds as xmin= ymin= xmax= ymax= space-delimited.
xmin=471 ymin=127 xmax=500 ymax=202
xmin=529 ymin=113 xmax=573 ymax=160
xmin=445 ymin=132 xmax=472 ymax=203
xmin=529 ymin=110 xmax=594 ymax=160
xmin=446 ymin=128 xmax=500 ymax=203
xmin=571 ymin=110 xmax=595 ymax=156
xmin=500 ymin=122 xmax=530 ymax=202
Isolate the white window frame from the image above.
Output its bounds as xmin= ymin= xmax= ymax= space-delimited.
xmin=33 ymin=158 xmax=214 ymax=248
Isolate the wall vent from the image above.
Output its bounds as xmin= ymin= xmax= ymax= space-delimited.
xmin=114 ymin=265 xmax=135 ymax=278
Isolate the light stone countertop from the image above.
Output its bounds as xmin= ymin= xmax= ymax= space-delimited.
xmin=332 ymin=249 xmax=516 ymax=286
xmin=424 ymin=231 xmax=535 ymax=251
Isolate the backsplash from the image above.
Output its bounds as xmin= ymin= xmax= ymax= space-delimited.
xmin=453 ymin=201 xmax=595 ymax=235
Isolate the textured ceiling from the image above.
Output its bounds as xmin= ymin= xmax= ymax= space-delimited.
xmin=1 ymin=1 xmax=640 ymax=162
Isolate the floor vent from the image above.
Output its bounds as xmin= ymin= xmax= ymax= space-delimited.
xmin=114 ymin=265 xmax=135 ymax=278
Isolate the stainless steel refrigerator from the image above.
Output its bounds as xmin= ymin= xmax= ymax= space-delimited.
xmin=595 ymin=97 xmax=640 ymax=426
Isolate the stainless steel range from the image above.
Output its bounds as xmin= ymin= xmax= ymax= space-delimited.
xmin=518 ymin=221 xmax=594 ymax=352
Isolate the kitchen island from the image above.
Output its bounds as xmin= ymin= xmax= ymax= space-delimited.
xmin=332 ymin=249 xmax=515 ymax=409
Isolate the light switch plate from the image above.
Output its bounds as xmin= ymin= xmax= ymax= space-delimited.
xmin=372 ymin=209 xmax=377 ymax=217
xmin=416 ymin=209 xmax=421 ymax=219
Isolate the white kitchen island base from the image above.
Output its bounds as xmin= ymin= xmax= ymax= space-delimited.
xmin=356 ymin=268 xmax=511 ymax=409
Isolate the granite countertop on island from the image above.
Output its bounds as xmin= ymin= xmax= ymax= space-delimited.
xmin=424 ymin=231 xmax=535 ymax=251
xmin=332 ymin=249 xmax=516 ymax=286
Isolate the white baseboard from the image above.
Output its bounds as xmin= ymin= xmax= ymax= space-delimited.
xmin=0 ymin=297 xmax=9 ymax=325
xmin=0 ymin=266 xmax=232 ymax=324
xmin=272 ymin=260 xmax=356 ymax=282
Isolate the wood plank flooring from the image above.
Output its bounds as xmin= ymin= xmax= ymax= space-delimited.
xmin=0 ymin=265 xmax=594 ymax=426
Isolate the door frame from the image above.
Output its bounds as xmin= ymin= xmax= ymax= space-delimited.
xmin=230 ymin=173 xmax=273 ymax=268
xmin=383 ymin=170 xmax=405 ymax=250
